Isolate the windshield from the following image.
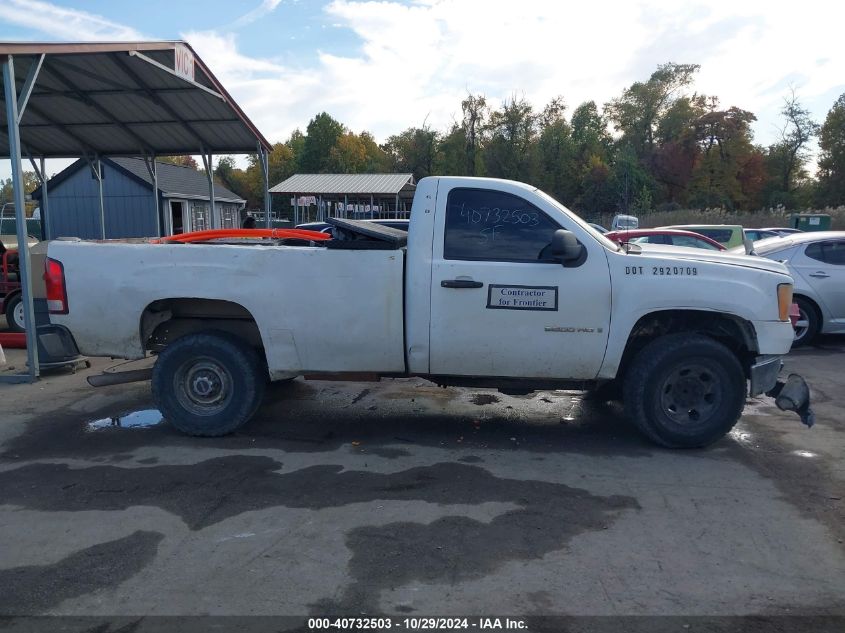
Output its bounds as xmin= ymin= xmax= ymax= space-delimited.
xmin=535 ymin=190 xmax=621 ymax=251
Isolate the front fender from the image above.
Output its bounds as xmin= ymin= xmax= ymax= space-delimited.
xmin=599 ymin=252 xmax=793 ymax=378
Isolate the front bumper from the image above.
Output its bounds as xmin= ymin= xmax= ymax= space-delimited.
xmin=749 ymin=355 xmax=815 ymax=428
xmin=749 ymin=355 xmax=782 ymax=396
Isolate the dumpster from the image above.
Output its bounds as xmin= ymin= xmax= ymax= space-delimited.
xmin=789 ymin=213 xmax=831 ymax=232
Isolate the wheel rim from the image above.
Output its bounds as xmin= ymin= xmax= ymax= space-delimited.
xmin=659 ymin=362 xmax=722 ymax=425
xmin=13 ymin=301 xmax=25 ymax=330
xmin=173 ymin=357 xmax=232 ymax=416
xmin=793 ymin=308 xmax=810 ymax=342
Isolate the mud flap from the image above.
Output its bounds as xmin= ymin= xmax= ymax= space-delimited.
xmin=766 ymin=373 xmax=815 ymax=428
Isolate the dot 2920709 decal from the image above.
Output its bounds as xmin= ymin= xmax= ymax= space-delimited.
xmin=625 ymin=265 xmax=698 ymax=276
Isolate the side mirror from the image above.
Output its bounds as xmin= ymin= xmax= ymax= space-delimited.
xmin=551 ymin=229 xmax=583 ymax=263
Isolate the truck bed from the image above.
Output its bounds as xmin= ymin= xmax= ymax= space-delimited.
xmin=48 ymin=239 xmax=407 ymax=379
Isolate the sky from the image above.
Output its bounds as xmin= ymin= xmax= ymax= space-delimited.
xmin=1 ymin=0 xmax=843 ymax=182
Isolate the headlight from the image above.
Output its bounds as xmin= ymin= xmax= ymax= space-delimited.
xmin=777 ymin=283 xmax=793 ymax=322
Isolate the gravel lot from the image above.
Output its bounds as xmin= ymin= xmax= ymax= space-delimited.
xmin=1 ymin=328 xmax=843 ymax=628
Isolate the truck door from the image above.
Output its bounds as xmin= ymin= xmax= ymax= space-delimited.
xmin=429 ymin=184 xmax=611 ymax=379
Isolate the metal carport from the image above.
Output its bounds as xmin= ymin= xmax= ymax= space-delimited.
xmin=270 ymin=173 xmax=416 ymax=224
xmin=1 ymin=41 xmax=272 ymax=383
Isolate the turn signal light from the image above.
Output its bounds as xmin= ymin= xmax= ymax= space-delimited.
xmin=44 ymin=257 xmax=68 ymax=314
xmin=777 ymin=283 xmax=793 ymax=322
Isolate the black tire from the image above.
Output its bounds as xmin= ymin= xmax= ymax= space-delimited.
xmin=152 ymin=331 xmax=266 ymax=437
xmin=792 ymin=296 xmax=820 ymax=347
xmin=623 ymin=334 xmax=745 ymax=448
xmin=5 ymin=293 xmax=24 ymax=332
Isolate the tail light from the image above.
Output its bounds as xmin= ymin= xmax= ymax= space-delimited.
xmin=44 ymin=257 xmax=68 ymax=314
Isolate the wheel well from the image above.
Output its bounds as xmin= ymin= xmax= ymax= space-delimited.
xmin=793 ymin=294 xmax=821 ymax=320
xmin=618 ymin=310 xmax=758 ymax=380
xmin=140 ymin=298 xmax=264 ymax=360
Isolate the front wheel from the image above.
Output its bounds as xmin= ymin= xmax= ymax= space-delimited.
xmin=791 ymin=296 xmax=820 ymax=347
xmin=623 ymin=334 xmax=746 ymax=448
xmin=152 ymin=331 xmax=266 ymax=437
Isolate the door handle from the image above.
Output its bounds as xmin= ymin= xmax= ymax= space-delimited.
xmin=809 ymin=271 xmax=830 ymax=278
xmin=441 ymin=279 xmax=483 ymax=289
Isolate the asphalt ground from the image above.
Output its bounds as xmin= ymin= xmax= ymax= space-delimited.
xmin=0 ymin=329 xmax=843 ymax=631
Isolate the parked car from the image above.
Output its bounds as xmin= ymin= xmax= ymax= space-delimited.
xmin=605 ymin=228 xmax=726 ymax=251
xmin=611 ymin=214 xmax=638 ymax=231
xmin=761 ymin=227 xmax=802 ymax=236
xmin=730 ymin=231 xmax=845 ymax=345
xmin=661 ymin=225 xmax=744 ymax=249
xmin=744 ymin=228 xmax=782 ymax=242
xmin=37 ymin=176 xmax=811 ymax=448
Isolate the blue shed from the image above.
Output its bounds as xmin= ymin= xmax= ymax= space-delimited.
xmin=33 ymin=157 xmax=246 ymax=239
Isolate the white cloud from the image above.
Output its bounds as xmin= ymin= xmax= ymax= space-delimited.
xmin=2 ymin=0 xmax=843 ymax=179
xmin=229 ymin=0 xmax=286 ymax=29
xmin=0 ymin=0 xmax=144 ymax=40
xmin=183 ymin=0 xmax=844 ymax=154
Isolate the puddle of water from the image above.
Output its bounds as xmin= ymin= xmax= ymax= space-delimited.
xmin=562 ymin=396 xmax=582 ymax=422
xmin=87 ymin=409 xmax=164 ymax=431
xmin=791 ymin=449 xmax=818 ymax=458
xmin=729 ymin=428 xmax=757 ymax=448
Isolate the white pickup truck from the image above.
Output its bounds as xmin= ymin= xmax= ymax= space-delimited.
xmin=36 ymin=177 xmax=813 ymax=447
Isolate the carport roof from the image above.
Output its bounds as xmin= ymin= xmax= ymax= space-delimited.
xmin=0 ymin=41 xmax=271 ymax=158
xmin=270 ymin=173 xmax=416 ymax=196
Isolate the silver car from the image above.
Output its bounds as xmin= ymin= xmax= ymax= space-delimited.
xmin=733 ymin=231 xmax=845 ymax=345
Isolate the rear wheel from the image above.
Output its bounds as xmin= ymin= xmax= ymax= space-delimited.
xmin=623 ymin=334 xmax=746 ymax=448
xmin=5 ymin=293 xmax=24 ymax=332
xmin=791 ymin=296 xmax=820 ymax=347
xmin=152 ymin=331 xmax=266 ymax=436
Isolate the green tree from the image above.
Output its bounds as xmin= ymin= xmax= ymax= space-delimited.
xmin=435 ymin=123 xmax=468 ymax=176
xmin=687 ymin=102 xmax=759 ymax=209
xmin=816 ymin=93 xmax=845 ymax=206
xmin=383 ymin=125 xmax=440 ymax=181
xmin=570 ymin=101 xmax=616 ymax=212
xmin=327 ymin=132 xmax=389 ymax=173
xmin=610 ymin=144 xmax=655 ymax=214
xmin=287 ymin=128 xmax=306 ymax=163
xmin=298 ymin=112 xmax=345 ymax=172
xmin=576 ymin=154 xmax=615 ymax=215
xmin=461 ymin=93 xmax=488 ymax=175
xmin=483 ymin=96 xmax=538 ymax=181
xmin=606 ymin=62 xmax=700 ymax=159
xmin=764 ymin=91 xmax=819 ymax=207
xmin=535 ymin=97 xmax=577 ymax=203
xmin=213 ymin=156 xmax=239 ymax=190
xmin=571 ymin=101 xmax=613 ymax=163
xmin=0 ymin=172 xmax=41 ymax=215
xmin=158 ymin=155 xmax=199 ymax=169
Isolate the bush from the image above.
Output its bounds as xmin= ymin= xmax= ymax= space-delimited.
xmin=656 ymin=201 xmax=682 ymax=212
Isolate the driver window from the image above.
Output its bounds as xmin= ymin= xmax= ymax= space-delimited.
xmin=444 ymin=188 xmax=562 ymax=262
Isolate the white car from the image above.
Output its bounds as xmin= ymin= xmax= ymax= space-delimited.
xmin=734 ymin=231 xmax=845 ymax=346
